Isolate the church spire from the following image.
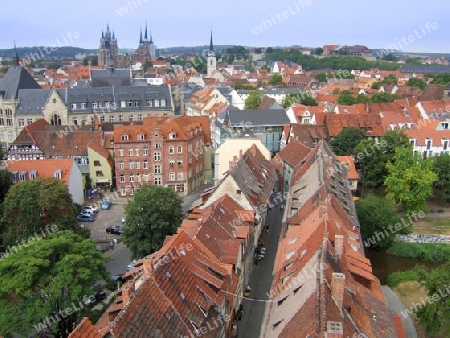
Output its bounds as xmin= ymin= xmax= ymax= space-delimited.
xmin=106 ymin=22 xmax=110 ymax=33
xmin=112 ymin=30 xmax=115 ymax=40
xmin=149 ymin=26 xmax=153 ymax=44
xmin=144 ymin=22 xmax=148 ymax=40
xmin=139 ymin=28 xmax=143 ymax=44
xmin=13 ymin=40 xmax=20 ymax=66
xmin=209 ymin=29 xmax=214 ymax=52
xmin=102 ymin=30 xmax=104 ymax=39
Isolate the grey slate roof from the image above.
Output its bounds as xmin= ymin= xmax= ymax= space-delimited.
xmin=16 ymin=89 xmax=52 ymax=114
xmin=227 ymin=109 xmax=290 ymax=127
xmin=399 ymin=65 xmax=450 ymax=74
xmin=0 ymin=66 xmax=41 ymax=99
xmin=90 ymin=69 xmax=131 ymax=87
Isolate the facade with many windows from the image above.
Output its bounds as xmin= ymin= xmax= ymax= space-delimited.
xmin=113 ymin=116 xmax=209 ymax=196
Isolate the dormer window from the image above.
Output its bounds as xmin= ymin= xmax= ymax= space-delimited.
xmin=54 ymin=169 xmax=62 ymax=180
xmin=137 ymin=134 xmax=144 ymax=141
xmin=29 ymin=170 xmax=37 ymax=180
xmin=169 ymin=133 xmax=176 ymax=139
xmin=121 ymin=135 xmax=129 ymax=141
xmin=19 ymin=171 xmax=26 ymax=182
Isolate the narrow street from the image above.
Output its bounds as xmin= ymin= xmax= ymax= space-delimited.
xmin=237 ymin=202 xmax=284 ymax=338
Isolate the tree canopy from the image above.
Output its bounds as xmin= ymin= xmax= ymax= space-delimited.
xmin=370 ymin=91 xmax=400 ymax=103
xmin=407 ymin=77 xmax=427 ymax=90
xmin=356 ymin=194 xmax=406 ymax=250
xmin=330 ymin=127 xmax=366 ymax=156
xmin=245 ymin=90 xmax=263 ymax=109
xmin=282 ymin=93 xmax=318 ymax=108
xmin=385 ymin=147 xmax=437 ymax=215
xmin=0 ymin=230 xmax=107 ymax=337
xmin=1 ymin=178 xmax=82 ymax=246
xmin=123 ymin=185 xmax=184 ymax=259
xmin=268 ymin=73 xmax=283 ymax=86
xmin=432 ymin=152 xmax=450 ymax=201
xmin=0 ymin=170 xmax=12 ymax=204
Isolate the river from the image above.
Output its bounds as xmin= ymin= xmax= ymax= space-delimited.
xmin=364 ymin=249 xmax=444 ymax=284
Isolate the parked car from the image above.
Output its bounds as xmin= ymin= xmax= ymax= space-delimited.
xmin=106 ymin=225 xmax=123 ymax=235
xmin=126 ymin=260 xmax=137 ymax=271
xmin=83 ymin=205 xmax=99 ymax=214
xmin=77 ymin=213 xmax=94 ymax=222
xmin=110 ymin=274 xmax=124 ymax=283
xmin=101 ymin=199 xmax=112 ymax=210
xmin=83 ymin=291 xmax=107 ymax=306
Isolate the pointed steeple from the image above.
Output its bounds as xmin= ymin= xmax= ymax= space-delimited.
xmin=102 ymin=30 xmax=104 ymax=39
xmin=112 ymin=30 xmax=115 ymax=40
xmin=209 ymin=29 xmax=214 ymax=52
xmin=139 ymin=28 xmax=143 ymax=44
xmin=106 ymin=22 xmax=110 ymax=33
xmin=149 ymin=26 xmax=153 ymax=44
xmin=13 ymin=40 xmax=20 ymax=66
xmin=144 ymin=22 xmax=148 ymax=40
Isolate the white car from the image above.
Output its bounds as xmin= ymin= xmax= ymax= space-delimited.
xmin=83 ymin=205 xmax=99 ymax=214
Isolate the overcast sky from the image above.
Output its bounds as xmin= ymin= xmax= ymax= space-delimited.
xmin=1 ymin=0 xmax=449 ymax=53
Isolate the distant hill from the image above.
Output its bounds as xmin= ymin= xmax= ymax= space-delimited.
xmin=0 ymin=46 xmax=97 ymax=59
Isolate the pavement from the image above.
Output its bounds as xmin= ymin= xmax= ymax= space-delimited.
xmin=237 ymin=202 xmax=284 ymax=338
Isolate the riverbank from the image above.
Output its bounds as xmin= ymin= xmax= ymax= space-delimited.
xmin=387 ymin=242 xmax=450 ymax=261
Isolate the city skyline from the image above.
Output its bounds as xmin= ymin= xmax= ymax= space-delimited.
xmin=1 ymin=0 xmax=449 ymax=53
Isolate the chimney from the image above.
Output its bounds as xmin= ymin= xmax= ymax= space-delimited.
xmin=331 ymin=273 xmax=346 ymax=310
xmin=122 ymin=280 xmax=135 ymax=304
xmin=94 ymin=114 xmax=100 ymax=130
xmin=142 ymin=257 xmax=153 ymax=278
xmin=334 ymin=234 xmax=344 ymax=259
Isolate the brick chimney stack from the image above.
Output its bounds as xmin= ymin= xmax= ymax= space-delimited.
xmin=334 ymin=234 xmax=344 ymax=260
xmin=122 ymin=280 xmax=135 ymax=304
xmin=331 ymin=272 xmax=346 ymax=310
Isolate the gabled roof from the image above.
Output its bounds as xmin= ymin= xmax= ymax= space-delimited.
xmin=0 ymin=66 xmax=41 ymax=99
xmin=324 ymin=113 xmax=384 ymax=137
xmin=8 ymin=158 xmax=75 ymax=185
xmin=11 ymin=118 xmax=49 ymax=145
xmin=276 ymin=139 xmax=311 ymax=168
xmin=290 ymin=124 xmax=329 ymax=148
xmin=68 ymin=317 xmax=101 ymax=338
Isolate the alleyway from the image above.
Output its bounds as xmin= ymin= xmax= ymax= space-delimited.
xmin=237 ymin=202 xmax=284 ymax=338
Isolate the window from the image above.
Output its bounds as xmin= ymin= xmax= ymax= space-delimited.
xmin=154 ymin=100 xmax=160 ymax=107
xmin=135 ymin=149 xmax=139 ymax=156
xmin=177 ymin=146 xmax=182 ymax=154
xmin=121 ymin=101 xmax=126 ymax=108
xmin=29 ymin=170 xmax=36 ymax=180
xmin=154 ymin=177 xmax=162 ymax=185
xmin=119 ymin=161 xmax=124 ymax=170
xmin=130 ymin=174 xmax=134 ymax=182
xmin=100 ymin=115 xmax=105 ymax=122
xmin=118 ymin=149 xmax=123 ymax=157
xmin=18 ymin=119 xmax=24 ymax=126
xmin=19 ymin=172 xmax=26 ymax=182
xmin=154 ymin=164 xmax=161 ymax=174
xmin=99 ymin=101 xmax=105 ymax=108
xmin=138 ymin=114 xmax=143 ymax=121
xmin=119 ymin=115 xmax=124 ymax=122
xmin=129 ymin=115 xmax=134 ymax=122
xmin=154 ymin=143 xmax=161 ymax=149
xmin=169 ymin=172 xmax=175 ymax=181
xmin=71 ymin=103 xmax=77 ymax=109
xmin=54 ymin=170 xmax=62 ymax=180
xmin=177 ymin=173 xmax=184 ymax=180
xmin=444 ymin=140 xmax=448 ymax=150
xmin=143 ymin=160 xmax=148 ymax=169
xmin=94 ymin=160 xmax=101 ymax=166
xmin=135 ymin=161 xmax=140 ymax=169
xmin=81 ymin=116 xmax=87 ymax=125
xmin=146 ymin=99 xmax=153 ymax=107
xmin=161 ymin=99 xmax=166 ymax=107
xmin=81 ymin=102 xmax=87 ymax=109
xmin=109 ymin=115 xmax=114 ymax=122
xmin=121 ymin=135 xmax=129 ymax=141
xmin=27 ymin=118 xmax=33 ymax=125
xmin=169 ymin=133 xmax=176 ymax=139
xmin=129 ymin=161 xmax=134 ymax=169
xmin=177 ymin=159 xmax=183 ymax=167
xmin=169 ymin=160 xmax=175 ymax=167
xmin=154 ymin=152 xmax=161 ymax=161
xmin=143 ymin=148 xmax=148 ymax=155
xmin=128 ymin=149 xmax=133 ymax=156
xmin=92 ymin=102 xmax=98 ymax=108
xmin=96 ymin=171 xmax=104 ymax=177
xmin=73 ymin=117 xmax=78 ymax=125
xmin=134 ymin=100 xmax=140 ymax=107
xmin=277 ymin=296 xmax=287 ymax=306
xmin=426 ymin=140 xmax=432 ymax=150
xmin=120 ymin=174 xmax=125 ymax=183
xmin=120 ymin=188 xmax=126 ymax=196
xmin=169 ymin=146 xmax=174 ymax=154
xmin=137 ymin=134 xmax=144 ymax=141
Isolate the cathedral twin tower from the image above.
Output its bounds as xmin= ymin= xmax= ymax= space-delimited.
xmin=98 ymin=23 xmax=156 ymax=68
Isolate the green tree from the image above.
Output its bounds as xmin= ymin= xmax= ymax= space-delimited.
xmin=269 ymin=73 xmax=283 ymax=86
xmin=282 ymin=93 xmax=318 ymax=108
xmin=315 ymin=73 xmax=327 ymax=82
xmin=382 ymin=74 xmax=399 ymax=85
xmin=381 ymin=53 xmax=399 ymax=62
xmin=371 ymin=81 xmax=381 ymax=89
xmin=415 ymin=262 xmax=450 ymax=335
xmin=385 ymin=147 xmax=437 ymax=215
xmin=407 ymin=77 xmax=427 ymax=90
xmin=337 ymin=91 xmax=356 ymax=105
xmin=0 ymin=230 xmax=107 ymax=337
xmin=330 ymin=127 xmax=366 ymax=155
xmin=355 ymin=93 xmax=369 ymax=104
xmin=313 ymin=47 xmax=323 ymax=55
xmin=245 ymin=90 xmax=263 ymax=109
xmin=371 ymin=91 xmax=400 ymax=103
xmin=1 ymin=178 xmax=81 ymax=247
xmin=433 ymin=152 xmax=450 ymax=201
xmin=356 ymin=194 xmax=405 ymax=250
xmin=142 ymin=60 xmax=153 ymax=72
xmin=123 ymin=185 xmax=183 ymax=258
xmin=0 ymin=170 xmax=12 ymax=203
xmin=353 ymin=130 xmax=412 ymax=190
xmin=300 ymin=95 xmax=318 ymax=106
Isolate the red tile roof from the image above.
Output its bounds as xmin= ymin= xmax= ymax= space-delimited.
xmin=8 ymin=159 xmax=75 ymax=185
xmin=68 ymin=317 xmax=101 ymax=338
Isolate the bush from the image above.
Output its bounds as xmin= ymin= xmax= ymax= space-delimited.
xmin=387 ymin=243 xmax=450 ymax=261
xmin=386 ymin=270 xmax=419 ymax=288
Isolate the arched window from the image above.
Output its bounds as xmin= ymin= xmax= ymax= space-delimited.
xmin=51 ymin=114 xmax=61 ymax=126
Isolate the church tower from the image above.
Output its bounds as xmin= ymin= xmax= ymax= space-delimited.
xmin=98 ymin=23 xmax=118 ymax=68
xmin=207 ymin=30 xmax=216 ymax=77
